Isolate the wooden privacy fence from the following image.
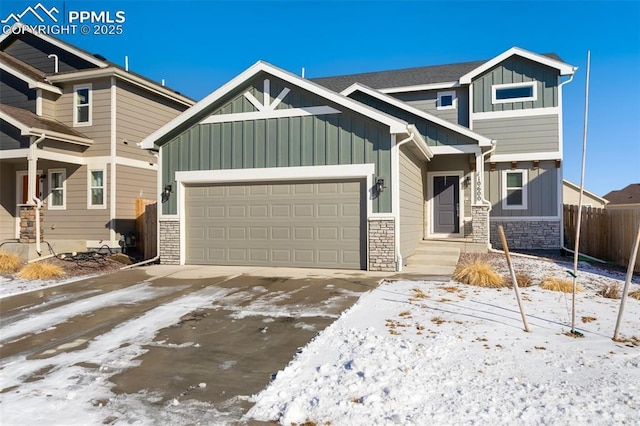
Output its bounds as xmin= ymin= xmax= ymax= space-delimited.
xmin=135 ymin=198 xmax=157 ymax=260
xmin=564 ymin=205 xmax=640 ymax=271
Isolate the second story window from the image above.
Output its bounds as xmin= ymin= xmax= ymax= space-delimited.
xmin=492 ymin=82 xmax=537 ymax=104
xmin=74 ymin=84 xmax=92 ymax=126
xmin=437 ymin=91 xmax=456 ymax=110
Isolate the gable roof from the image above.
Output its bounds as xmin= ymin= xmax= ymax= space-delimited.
xmin=0 ymin=104 xmax=92 ymax=146
xmin=342 ymin=83 xmax=493 ymax=147
xmin=311 ymin=49 xmax=571 ymax=93
xmin=603 ymin=183 xmax=640 ymax=205
xmin=0 ymin=51 xmax=62 ymax=94
xmin=140 ymin=61 xmax=417 ymax=150
xmin=562 ymin=179 xmax=609 ymax=205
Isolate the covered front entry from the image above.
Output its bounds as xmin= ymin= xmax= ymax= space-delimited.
xmin=185 ymin=179 xmax=366 ymax=269
xmin=432 ymin=175 xmax=460 ymax=235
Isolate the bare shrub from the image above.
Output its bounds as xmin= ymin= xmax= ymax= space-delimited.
xmin=0 ymin=250 xmax=22 ymax=274
xmin=597 ymin=283 xmax=621 ymax=299
xmin=504 ymin=273 xmax=533 ymax=288
xmin=540 ymin=277 xmax=583 ymax=293
xmin=17 ymin=262 xmax=65 ymax=280
xmin=453 ymin=257 xmax=504 ymax=288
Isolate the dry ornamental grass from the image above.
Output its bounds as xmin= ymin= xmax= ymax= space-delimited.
xmin=0 ymin=250 xmax=23 ymax=274
xmin=629 ymin=289 xmax=640 ymax=301
xmin=17 ymin=262 xmax=65 ymax=280
xmin=540 ymin=277 xmax=583 ymax=293
xmin=453 ymin=257 xmax=504 ymax=288
xmin=598 ymin=283 xmax=621 ymax=299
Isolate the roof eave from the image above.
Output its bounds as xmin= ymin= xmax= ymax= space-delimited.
xmin=0 ymin=61 xmax=62 ymax=94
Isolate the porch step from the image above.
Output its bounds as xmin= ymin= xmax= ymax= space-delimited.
xmin=402 ymin=245 xmax=461 ymax=276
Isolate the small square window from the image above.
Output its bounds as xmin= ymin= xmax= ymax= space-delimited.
xmin=437 ymin=91 xmax=456 ymax=110
xmin=502 ymin=170 xmax=528 ymax=210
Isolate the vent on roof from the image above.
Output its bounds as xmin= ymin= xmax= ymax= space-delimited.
xmin=93 ymin=54 xmax=107 ymax=61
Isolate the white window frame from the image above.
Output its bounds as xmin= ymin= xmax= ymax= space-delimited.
xmin=87 ymin=167 xmax=106 ymax=209
xmin=492 ymin=82 xmax=537 ymax=104
xmin=48 ymin=168 xmax=67 ymax=210
xmin=436 ymin=90 xmax=457 ymax=110
xmin=502 ymin=169 xmax=528 ymax=210
xmin=73 ymin=83 xmax=92 ymax=126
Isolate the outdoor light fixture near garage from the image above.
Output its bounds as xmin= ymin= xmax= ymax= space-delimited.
xmin=161 ymin=184 xmax=172 ymax=203
xmin=376 ymin=178 xmax=385 ymax=194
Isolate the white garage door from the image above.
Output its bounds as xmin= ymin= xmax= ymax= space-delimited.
xmin=185 ymin=179 xmax=366 ymax=269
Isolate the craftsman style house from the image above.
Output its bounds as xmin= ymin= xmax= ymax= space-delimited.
xmin=0 ymin=25 xmax=193 ymax=259
xmin=141 ymin=47 xmax=576 ymax=271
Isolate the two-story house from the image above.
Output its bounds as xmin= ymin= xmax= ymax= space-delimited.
xmin=0 ymin=24 xmax=194 ymax=259
xmin=140 ymin=47 xmax=576 ymax=271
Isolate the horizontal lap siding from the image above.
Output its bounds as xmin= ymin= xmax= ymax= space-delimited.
xmin=115 ymin=164 xmax=156 ymax=236
xmin=473 ymin=115 xmax=559 ymax=155
xmin=473 ymin=57 xmax=558 ymax=113
xmin=41 ymin=90 xmax=57 ymax=120
xmin=3 ymin=34 xmax=96 ymax=73
xmin=1 ymin=73 xmax=36 ymax=112
xmin=1 ymin=122 xmax=28 ymax=149
xmin=394 ymin=89 xmax=469 ymax=127
xmin=116 ymin=81 xmax=187 ymax=162
xmin=484 ymin=161 xmax=558 ymax=217
xmin=0 ymin=164 xmax=15 ymax=239
xmin=399 ymin=146 xmax=425 ymax=261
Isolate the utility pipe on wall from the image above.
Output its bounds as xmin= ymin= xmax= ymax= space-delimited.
xmin=30 ymin=133 xmax=46 ymax=255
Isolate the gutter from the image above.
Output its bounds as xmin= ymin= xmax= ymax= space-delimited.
xmin=557 ymin=71 xmax=576 ymax=252
xmin=480 ymin=141 xmax=497 ymax=249
xmin=30 ymin=133 xmax=46 ymax=255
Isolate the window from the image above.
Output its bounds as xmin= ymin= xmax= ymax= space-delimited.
xmin=437 ymin=91 xmax=456 ymax=110
xmin=492 ymin=82 xmax=537 ymax=104
xmin=502 ymin=170 xmax=528 ymax=210
xmin=48 ymin=169 xmax=66 ymax=210
xmin=88 ymin=169 xmax=105 ymax=208
xmin=73 ymin=84 xmax=92 ymax=126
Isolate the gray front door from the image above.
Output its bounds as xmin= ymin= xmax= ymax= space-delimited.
xmin=433 ymin=176 xmax=459 ymax=234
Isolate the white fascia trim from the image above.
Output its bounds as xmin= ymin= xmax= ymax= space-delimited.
xmin=342 ymin=83 xmax=492 ymax=147
xmin=430 ymin=145 xmax=481 ymax=155
xmin=379 ymin=81 xmax=459 ymax=94
xmin=200 ymin=105 xmax=341 ymax=124
xmin=491 ymin=81 xmax=537 ymax=104
xmin=47 ymin=68 xmax=194 ymax=107
xmin=488 ymin=152 xmax=561 ymax=162
xmin=472 ymin=107 xmax=560 ymax=120
xmin=407 ymin=124 xmax=434 ymax=160
xmin=0 ymin=111 xmax=29 ymax=133
xmin=0 ymin=148 xmax=29 ymax=159
xmin=37 ymin=149 xmax=85 ymax=165
xmin=490 ymin=216 xmax=561 ymax=222
xmin=0 ymin=61 xmax=62 ymax=94
xmin=459 ymin=47 xmax=576 ymax=84
xmin=140 ymin=61 xmax=409 ymax=149
xmin=30 ymin=128 xmax=93 ymax=146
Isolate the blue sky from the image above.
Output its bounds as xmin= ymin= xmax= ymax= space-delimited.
xmin=2 ymin=0 xmax=639 ymax=197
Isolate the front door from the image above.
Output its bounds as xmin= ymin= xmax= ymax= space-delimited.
xmin=433 ymin=175 xmax=459 ymax=234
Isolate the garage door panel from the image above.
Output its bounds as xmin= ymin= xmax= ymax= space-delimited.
xmin=185 ymin=179 xmax=365 ymax=269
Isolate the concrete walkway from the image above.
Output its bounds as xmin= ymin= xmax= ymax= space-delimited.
xmin=400 ymin=240 xmax=487 ymax=278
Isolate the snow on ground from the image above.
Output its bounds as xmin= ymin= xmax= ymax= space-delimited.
xmin=0 ymin=274 xmax=101 ymax=299
xmin=247 ymin=256 xmax=640 ymax=425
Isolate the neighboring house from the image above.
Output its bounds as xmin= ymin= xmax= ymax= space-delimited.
xmin=141 ymin=47 xmax=576 ymax=271
xmin=562 ymin=179 xmax=608 ymax=208
xmin=603 ymin=183 xmax=640 ymax=209
xmin=0 ymin=24 xmax=194 ymax=259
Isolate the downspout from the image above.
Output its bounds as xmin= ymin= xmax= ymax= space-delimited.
xmin=394 ymin=126 xmax=428 ymax=272
xmin=557 ymin=71 xmax=575 ymax=252
xmin=480 ymin=141 xmax=497 ymax=249
xmin=31 ymin=133 xmax=46 ymax=255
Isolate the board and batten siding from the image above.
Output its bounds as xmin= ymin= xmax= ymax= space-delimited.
xmin=393 ymin=88 xmax=469 ymax=127
xmin=348 ymin=91 xmax=477 ymax=147
xmin=2 ymin=33 xmax=96 ymax=73
xmin=472 ymin=115 xmax=559 ymax=155
xmin=399 ymin=145 xmax=425 ymax=261
xmin=37 ymin=162 xmax=111 ymax=240
xmin=56 ymin=79 xmax=112 ymax=156
xmin=116 ymin=81 xmax=187 ymax=162
xmin=472 ymin=56 xmax=558 ymax=113
xmin=161 ymin=74 xmax=393 ymax=215
xmin=1 ymin=72 xmax=36 ymax=112
xmin=483 ymin=161 xmax=559 ymax=217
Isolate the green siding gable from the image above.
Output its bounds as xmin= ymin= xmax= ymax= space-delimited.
xmin=161 ymin=74 xmax=393 ymax=215
xmin=473 ymin=56 xmax=559 ymax=113
xmin=349 ymin=91 xmax=477 ymax=146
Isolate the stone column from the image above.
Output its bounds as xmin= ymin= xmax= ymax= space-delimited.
xmin=471 ymin=205 xmax=489 ymax=244
xmin=159 ymin=218 xmax=180 ymax=264
xmin=368 ymin=217 xmax=396 ymax=271
xmin=19 ymin=205 xmax=44 ymax=243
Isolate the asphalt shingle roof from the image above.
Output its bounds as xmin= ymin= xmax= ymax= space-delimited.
xmin=0 ymin=104 xmax=90 ymax=140
xmin=603 ymin=184 xmax=640 ymax=205
xmin=311 ymin=53 xmax=564 ymax=92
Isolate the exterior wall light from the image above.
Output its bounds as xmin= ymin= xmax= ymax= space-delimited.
xmin=161 ymin=184 xmax=172 ymax=203
xmin=376 ymin=178 xmax=385 ymax=194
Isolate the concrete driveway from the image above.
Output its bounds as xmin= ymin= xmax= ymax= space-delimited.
xmin=0 ymin=265 xmax=392 ymax=424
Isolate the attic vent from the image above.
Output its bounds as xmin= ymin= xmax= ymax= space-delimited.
xmin=93 ymin=53 xmax=107 ymax=61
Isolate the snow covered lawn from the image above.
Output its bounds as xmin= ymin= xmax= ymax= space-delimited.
xmin=247 ymin=256 xmax=640 ymax=425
